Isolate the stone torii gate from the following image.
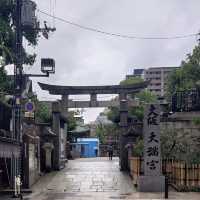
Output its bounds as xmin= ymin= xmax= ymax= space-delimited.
xmin=38 ymin=81 xmax=148 ymax=170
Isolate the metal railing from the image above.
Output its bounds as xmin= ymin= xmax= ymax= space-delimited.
xmin=171 ymin=89 xmax=200 ymax=112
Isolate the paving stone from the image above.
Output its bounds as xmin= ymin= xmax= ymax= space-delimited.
xmin=20 ymin=157 xmax=200 ymax=200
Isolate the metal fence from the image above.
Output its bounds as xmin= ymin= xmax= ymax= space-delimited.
xmin=171 ymin=89 xmax=200 ymax=112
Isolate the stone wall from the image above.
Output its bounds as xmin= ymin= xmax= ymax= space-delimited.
xmin=160 ymin=112 xmax=200 ymax=138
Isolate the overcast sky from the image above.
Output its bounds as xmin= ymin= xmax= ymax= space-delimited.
xmin=26 ymin=0 xmax=200 ymax=123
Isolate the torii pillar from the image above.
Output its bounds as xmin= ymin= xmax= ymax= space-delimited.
xmin=119 ymin=93 xmax=129 ymax=171
xmin=52 ymin=101 xmax=61 ymax=170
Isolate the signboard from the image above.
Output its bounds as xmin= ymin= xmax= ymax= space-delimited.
xmin=143 ymin=104 xmax=161 ymax=176
xmin=24 ymin=101 xmax=35 ymax=119
xmin=25 ymin=101 xmax=35 ymax=112
xmin=24 ymin=112 xmax=35 ymax=119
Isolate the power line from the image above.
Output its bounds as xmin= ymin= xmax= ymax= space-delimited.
xmin=38 ymin=9 xmax=199 ymax=40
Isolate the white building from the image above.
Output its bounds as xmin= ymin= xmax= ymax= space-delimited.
xmin=128 ymin=67 xmax=179 ymax=97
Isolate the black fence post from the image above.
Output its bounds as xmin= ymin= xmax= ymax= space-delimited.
xmin=165 ymin=176 xmax=168 ymax=199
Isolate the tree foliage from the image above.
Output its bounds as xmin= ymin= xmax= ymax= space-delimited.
xmin=0 ymin=1 xmax=40 ymax=95
xmin=107 ymin=106 xmax=120 ymax=123
xmin=0 ymin=67 xmax=10 ymax=93
xmin=67 ymin=111 xmax=77 ymax=132
xmin=132 ymin=139 xmax=143 ymax=157
xmin=161 ymin=128 xmax=200 ymax=164
xmin=107 ymin=77 xmax=156 ymax=123
xmin=120 ymin=76 xmax=143 ymax=85
xmin=35 ymin=101 xmax=51 ymax=123
xmin=131 ymin=127 xmax=200 ymax=164
xmin=131 ymin=90 xmax=157 ymax=121
xmin=167 ymin=43 xmax=200 ymax=96
xmin=95 ymin=123 xmax=118 ymax=144
xmin=0 ymin=0 xmax=39 ymax=66
xmin=95 ymin=124 xmax=106 ymax=144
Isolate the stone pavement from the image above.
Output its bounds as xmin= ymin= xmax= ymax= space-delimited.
xmin=8 ymin=157 xmax=200 ymax=200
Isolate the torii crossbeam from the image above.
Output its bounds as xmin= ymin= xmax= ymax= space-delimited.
xmin=38 ymin=82 xmax=149 ymax=95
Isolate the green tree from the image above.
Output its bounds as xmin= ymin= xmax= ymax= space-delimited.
xmin=67 ymin=111 xmax=77 ymax=132
xmin=0 ymin=1 xmax=40 ymax=96
xmin=0 ymin=0 xmax=39 ymax=66
xmin=95 ymin=124 xmax=106 ymax=144
xmin=120 ymin=76 xmax=143 ymax=85
xmin=160 ymin=127 xmax=200 ymax=163
xmin=95 ymin=123 xmax=118 ymax=144
xmin=132 ymin=139 xmax=143 ymax=157
xmin=0 ymin=67 xmax=9 ymax=93
xmin=135 ymin=90 xmax=156 ymax=103
xmin=107 ymin=106 xmax=120 ymax=123
xmin=167 ymin=43 xmax=200 ymax=96
xmin=35 ymin=101 xmax=51 ymax=123
xmin=107 ymin=77 xmax=156 ymax=123
xmin=0 ymin=42 xmax=13 ymax=95
xmin=130 ymin=90 xmax=157 ymax=121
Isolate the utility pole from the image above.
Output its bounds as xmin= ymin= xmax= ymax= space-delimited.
xmin=12 ymin=0 xmax=55 ymax=190
xmin=12 ymin=0 xmax=23 ymax=188
xmin=15 ymin=0 xmax=23 ymax=140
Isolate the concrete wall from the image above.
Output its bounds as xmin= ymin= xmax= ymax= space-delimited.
xmin=23 ymin=124 xmax=40 ymax=188
xmin=28 ymin=143 xmax=40 ymax=186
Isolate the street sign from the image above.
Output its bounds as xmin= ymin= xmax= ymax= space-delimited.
xmin=24 ymin=112 xmax=35 ymax=118
xmin=25 ymin=101 xmax=35 ymax=112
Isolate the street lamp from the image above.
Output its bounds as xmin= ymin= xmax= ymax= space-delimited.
xmin=25 ymin=58 xmax=55 ymax=77
xmin=41 ymin=58 xmax=55 ymax=74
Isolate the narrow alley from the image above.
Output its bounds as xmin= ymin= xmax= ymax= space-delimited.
xmin=18 ymin=158 xmax=199 ymax=200
xmin=27 ymin=157 xmax=136 ymax=200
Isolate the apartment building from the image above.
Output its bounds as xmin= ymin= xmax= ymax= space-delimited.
xmin=126 ymin=67 xmax=178 ymax=96
xmin=144 ymin=67 xmax=178 ymax=97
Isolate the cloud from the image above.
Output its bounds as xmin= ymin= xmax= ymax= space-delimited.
xmin=29 ymin=0 xmax=200 ymax=123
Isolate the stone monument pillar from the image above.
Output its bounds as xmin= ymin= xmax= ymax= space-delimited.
xmin=138 ymin=104 xmax=165 ymax=192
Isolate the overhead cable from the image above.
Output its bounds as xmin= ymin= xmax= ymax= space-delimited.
xmin=38 ymin=9 xmax=199 ymax=40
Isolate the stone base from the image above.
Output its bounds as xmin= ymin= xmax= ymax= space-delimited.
xmin=138 ymin=175 xmax=165 ymax=192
